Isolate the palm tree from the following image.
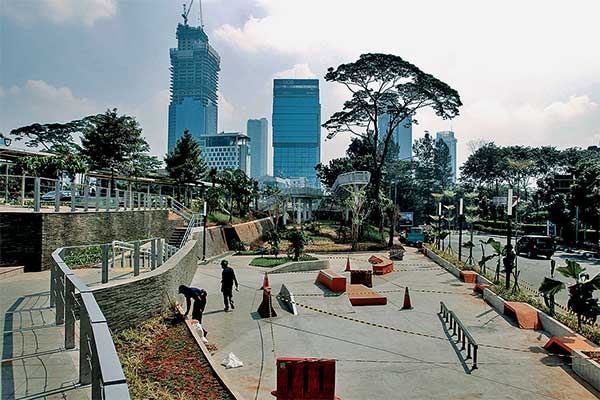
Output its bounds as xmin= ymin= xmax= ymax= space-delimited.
xmin=539 ymin=260 xmax=600 ymax=327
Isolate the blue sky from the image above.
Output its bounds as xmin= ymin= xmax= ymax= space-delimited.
xmin=1 ymin=0 xmax=600 ymax=167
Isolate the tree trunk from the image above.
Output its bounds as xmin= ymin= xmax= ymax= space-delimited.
xmin=388 ymin=219 xmax=395 ymax=248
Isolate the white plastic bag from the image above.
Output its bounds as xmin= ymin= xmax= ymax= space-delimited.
xmin=221 ymin=352 xmax=244 ymax=369
xmin=193 ymin=322 xmax=209 ymax=344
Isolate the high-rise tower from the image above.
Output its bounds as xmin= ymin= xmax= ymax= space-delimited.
xmin=377 ymin=114 xmax=413 ymax=161
xmin=167 ymin=8 xmax=220 ymax=153
xmin=272 ymin=79 xmax=321 ymax=187
xmin=247 ymin=118 xmax=269 ymax=178
xmin=436 ymin=131 xmax=457 ymax=183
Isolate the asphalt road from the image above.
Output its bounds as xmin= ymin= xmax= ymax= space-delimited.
xmin=447 ymin=232 xmax=600 ymax=308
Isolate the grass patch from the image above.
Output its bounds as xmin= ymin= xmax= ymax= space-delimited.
xmin=114 ymin=315 xmax=233 ymax=400
xmin=249 ymin=257 xmax=290 ymax=268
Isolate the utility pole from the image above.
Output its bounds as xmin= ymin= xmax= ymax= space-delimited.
xmin=458 ymin=198 xmax=464 ymax=262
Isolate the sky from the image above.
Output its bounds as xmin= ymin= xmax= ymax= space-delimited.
xmin=1 ymin=0 xmax=600 ymax=171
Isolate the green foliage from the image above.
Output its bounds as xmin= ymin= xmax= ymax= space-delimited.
xmin=64 ymin=246 xmax=104 ymax=268
xmin=287 ymin=229 xmax=307 ymax=261
xmin=164 ymin=130 xmax=207 ymax=185
xmin=81 ymin=108 xmax=152 ymax=177
xmin=249 ymin=257 xmax=290 ymax=268
xmin=9 ymin=120 xmax=85 ymax=152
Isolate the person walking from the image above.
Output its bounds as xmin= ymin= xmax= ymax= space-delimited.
xmin=178 ymin=285 xmax=208 ymax=336
xmin=221 ymin=260 xmax=239 ymax=311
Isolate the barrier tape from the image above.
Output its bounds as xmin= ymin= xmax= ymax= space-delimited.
xmin=274 ymin=293 xmax=533 ymax=353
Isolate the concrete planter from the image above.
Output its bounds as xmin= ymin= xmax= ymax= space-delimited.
xmin=270 ymin=259 xmax=330 ymax=274
xmin=425 ymin=250 xmax=461 ymax=279
xmin=573 ymin=350 xmax=600 ymax=392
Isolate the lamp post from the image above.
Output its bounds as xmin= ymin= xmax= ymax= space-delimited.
xmin=458 ymin=198 xmax=464 ymax=262
xmin=506 ymin=188 xmax=513 ymax=247
xmin=437 ymin=202 xmax=442 ymax=249
xmin=202 ymin=201 xmax=208 ymax=261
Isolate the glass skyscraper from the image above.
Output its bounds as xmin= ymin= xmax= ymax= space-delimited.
xmin=272 ymin=79 xmax=321 ymax=187
xmin=247 ymin=118 xmax=269 ymax=178
xmin=167 ymin=21 xmax=220 ymax=153
xmin=377 ymin=114 xmax=412 ymax=161
xmin=436 ymin=131 xmax=458 ymax=183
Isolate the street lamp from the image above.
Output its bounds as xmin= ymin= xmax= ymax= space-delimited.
xmin=506 ymin=187 xmax=513 ymax=247
xmin=458 ymin=198 xmax=464 ymax=262
xmin=437 ymin=201 xmax=442 ymax=249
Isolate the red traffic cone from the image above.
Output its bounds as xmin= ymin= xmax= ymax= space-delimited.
xmin=344 ymin=256 xmax=351 ymax=272
xmin=262 ymin=272 xmax=271 ymax=290
xmin=402 ymin=287 xmax=413 ymax=310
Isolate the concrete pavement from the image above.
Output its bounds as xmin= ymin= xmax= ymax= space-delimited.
xmin=189 ymin=249 xmax=599 ymax=400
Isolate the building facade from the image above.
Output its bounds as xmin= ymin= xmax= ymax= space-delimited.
xmin=436 ymin=131 xmax=457 ymax=183
xmin=272 ymin=79 xmax=321 ymax=187
xmin=377 ymin=114 xmax=412 ymax=160
xmin=168 ymin=21 xmax=220 ymax=153
xmin=247 ymin=118 xmax=269 ymax=178
xmin=199 ymin=132 xmax=250 ymax=175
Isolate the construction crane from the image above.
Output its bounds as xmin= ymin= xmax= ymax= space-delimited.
xmin=181 ymin=0 xmax=194 ymax=25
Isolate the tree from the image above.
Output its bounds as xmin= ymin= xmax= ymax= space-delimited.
xmin=383 ymin=196 xmax=400 ymax=247
xmin=165 ymin=130 xmax=207 ymax=201
xmin=315 ymin=137 xmax=373 ymax=188
xmin=288 ymin=229 xmax=307 ymax=261
xmin=434 ymin=139 xmax=453 ymax=190
xmin=9 ymin=120 xmax=86 ymax=153
xmin=323 ymin=53 xmax=461 ymax=212
xmin=81 ymin=108 xmax=151 ymax=182
xmin=539 ymin=260 xmax=600 ymax=326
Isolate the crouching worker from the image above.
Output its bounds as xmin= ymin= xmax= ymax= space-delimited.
xmin=178 ymin=285 xmax=208 ymax=337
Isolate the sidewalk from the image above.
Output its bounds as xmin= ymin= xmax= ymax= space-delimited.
xmin=191 ymin=250 xmax=600 ymax=400
xmin=0 ymin=271 xmax=89 ymax=400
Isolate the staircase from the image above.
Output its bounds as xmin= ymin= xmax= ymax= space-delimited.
xmin=168 ymin=227 xmax=188 ymax=247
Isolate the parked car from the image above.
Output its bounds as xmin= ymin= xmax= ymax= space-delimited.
xmin=41 ymin=190 xmax=75 ymax=202
xmin=515 ymin=235 xmax=556 ymax=259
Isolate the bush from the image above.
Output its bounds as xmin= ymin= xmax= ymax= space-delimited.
xmin=249 ymin=257 xmax=290 ymax=268
xmin=64 ymin=246 xmax=104 ymax=268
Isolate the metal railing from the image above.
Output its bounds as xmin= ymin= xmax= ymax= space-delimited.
xmin=331 ymin=171 xmax=371 ymax=193
xmin=0 ymin=174 xmax=170 ymax=213
xmin=50 ymin=248 xmax=130 ymax=399
xmin=179 ymin=212 xmax=202 ymax=247
xmin=439 ymin=301 xmax=479 ymax=369
xmin=168 ymin=197 xmax=193 ymax=222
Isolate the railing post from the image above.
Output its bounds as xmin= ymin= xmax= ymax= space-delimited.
xmin=83 ymin=181 xmax=89 ymax=212
xmin=133 ymin=241 xmax=140 ymax=276
xmin=33 ymin=177 xmax=41 ymax=212
xmin=55 ymin=270 xmax=65 ymax=325
xmin=472 ymin=345 xmax=478 ymax=369
xmin=70 ymin=183 xmax=76 ymax=212
xmin=101 ymin=244 xmax=109 ymax=283
xmin=137 ymin=192 xmax=141 ymax=210
xmin=79 ymin=311 xmax=92 ymax=385
xmin=95 ymin=183 xmax=100 ymax=211
xmin=54 ymin=179 xmax=61 ymax=212
xmin=157 ymin=239 xmax=164 ymax=267
xmin=50 ymin=259 xmax=57 ymax=307
xmin=151 ymin=239 xmax=157 ymax=270
xmin=20 ymin=175 xmax=26 ymax=207
xmin=65 ymin=277 xmax=76 ymax=349
xmin=112 ymin=242 xmax=116 ymax=269
xmin=106 ymin=180 xmax=111 ymax=212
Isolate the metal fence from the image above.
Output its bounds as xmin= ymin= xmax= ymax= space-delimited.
xmin=440 ymin=301 xmax=479 ymax=369
xmin=49 ymin=238 xmax=181 ymax=399
xmin=0 ymin=174 xmax=172 ymax=213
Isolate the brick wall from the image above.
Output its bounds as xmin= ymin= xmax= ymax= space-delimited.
xmin=1 ymin=210 xmax=182 ymax=272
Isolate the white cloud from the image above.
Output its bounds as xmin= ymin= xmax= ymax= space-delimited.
xmin=1 ymin=0 xmax=117 ymax=26
xmin=273 ymin=64 xmax=316 ymax=79
xmin=218 ymin=91 xmax=236 ymax=132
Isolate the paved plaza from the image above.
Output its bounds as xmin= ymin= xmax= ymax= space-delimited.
xmin=192 ymin=249 xmax=600 ymax=400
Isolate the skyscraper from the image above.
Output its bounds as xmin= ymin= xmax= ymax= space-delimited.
xmin=247 ymin=118 xmax=268 ymax=178
xmin=272 ymin=79 xmax=321 ymax=187
xmin=199 ymin=132 xmax=251 ymax=175
xmin=377 ymin=114 xmax=412 ymax=160
xmin=167 ymin=19 xmax=220 ymax=153
xmin=436 ymin=131 xmax=457 ymax=183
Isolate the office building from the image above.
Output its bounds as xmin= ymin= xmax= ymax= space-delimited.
xmin=436 ymin=131 xmax=458 ymax=183
xmin=272 ymin=79 xmax=321 ymax=187
xmin=377 ymin=114 xmax=412 ymax=160
xmin=199 ymin=132 xmax=250 ymax=175
xmin=247 ymin=118 xmax=269 ymax=178
xmin=167 ymin=18 xmax=220 ymax=153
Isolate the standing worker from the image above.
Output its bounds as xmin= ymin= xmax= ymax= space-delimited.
xmin=178 ymin=285 xmax=208 ymax=337
xmin=221 ymin=260 xmax=239 ymax=311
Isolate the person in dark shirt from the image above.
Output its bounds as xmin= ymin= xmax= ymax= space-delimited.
xmin=220 ymin=260 xmax=239 ymax=311
xmin=178 ymin=285 xmax=208 ymax=336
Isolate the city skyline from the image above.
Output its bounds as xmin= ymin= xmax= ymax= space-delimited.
xmin=247 ymin=117 xmax=269 ymax=177
xmin=1 ymin=1 xmax=599 ymax=170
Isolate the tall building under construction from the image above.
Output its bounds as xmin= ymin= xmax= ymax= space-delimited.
xmin=167 ymin=7 xmax=220 ymax=152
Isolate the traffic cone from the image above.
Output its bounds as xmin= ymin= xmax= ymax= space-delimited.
xmin=344 ymin=256 xmax=351 ymax=272
xmin=402 ymin=287 xmax=413 ymax=310
xmin=262 ymin=272 xmax=271 ymax=290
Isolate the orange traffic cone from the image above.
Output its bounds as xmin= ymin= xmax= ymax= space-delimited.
xmin=344 ymin=256 xmax=351 ymax=272
xmin=402 ymin=287 xmax=413 ymax=310
xmin=262 ymin=272 xmax=271 ymax=290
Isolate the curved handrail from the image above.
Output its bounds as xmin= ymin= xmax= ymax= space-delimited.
xmin=50 ymin=248 xmax=130 ymax=399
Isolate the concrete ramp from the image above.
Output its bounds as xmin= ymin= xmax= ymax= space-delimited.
xmin=504 ymin=302 xmax=542 ymax=330
xmin=544 ymin=335 xmax=598 ymax=355
xmin=346 ymin=284 xmax=387 ymax=306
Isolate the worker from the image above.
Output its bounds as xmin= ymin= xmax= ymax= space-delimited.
xmin=178 ymin=285 xmax=208 ymax=337
xmin=220 ymin=259 xmax=239 ymax=311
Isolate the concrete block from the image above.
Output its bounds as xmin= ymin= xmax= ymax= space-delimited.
xmin=573 ymin=350 xmax=600 ymax=392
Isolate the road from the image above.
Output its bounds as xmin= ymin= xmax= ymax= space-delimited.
xmin=447 ymin=232 xmax=600 ymax=308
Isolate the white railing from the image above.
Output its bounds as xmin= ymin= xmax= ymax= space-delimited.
xmin=331 ymin=171 xmax=371 ymax=193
